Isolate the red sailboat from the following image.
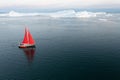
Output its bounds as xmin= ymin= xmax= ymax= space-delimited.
xmin=19 ymin=27 xmax=35 ymax=48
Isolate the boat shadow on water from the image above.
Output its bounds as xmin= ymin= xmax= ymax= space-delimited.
xmin=21 ymin=48 xmax=36 ymax=64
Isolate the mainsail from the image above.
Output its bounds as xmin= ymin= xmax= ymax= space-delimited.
xmin=22 ymin=27 xmax=35 ymax=45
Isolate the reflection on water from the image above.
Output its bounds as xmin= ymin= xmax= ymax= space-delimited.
xmin=21 ymin=48 xmax=36 ymax=63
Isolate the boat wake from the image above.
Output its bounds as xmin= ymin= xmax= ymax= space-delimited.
xmin=0 ymin=10 xmax=113 ymax=18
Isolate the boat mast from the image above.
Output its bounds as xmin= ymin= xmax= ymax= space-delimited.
xmin=26 ymin=27 xmax=29 ymax=44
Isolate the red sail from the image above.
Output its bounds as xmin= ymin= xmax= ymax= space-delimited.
xmin=22 ymin=27 xmax=35 ymax=45
xmin=22 ymin=28 xmax=29 ymax=44
xmin=28 ymin=29 xmax=35 ymax=45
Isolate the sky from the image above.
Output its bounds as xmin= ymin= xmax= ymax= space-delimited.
xmin=0 ymin=0 xmax=120 ymax=9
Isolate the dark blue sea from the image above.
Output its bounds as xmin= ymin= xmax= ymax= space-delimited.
xmin=0 ymin=10 xmax=120 ymax=80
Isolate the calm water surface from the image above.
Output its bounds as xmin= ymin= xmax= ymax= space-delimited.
xmin=0 ymin=16 xmax=120 ymax=80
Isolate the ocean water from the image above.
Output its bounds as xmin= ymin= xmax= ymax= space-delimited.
xmin=0 ymin=10 xmax=120 ymax=80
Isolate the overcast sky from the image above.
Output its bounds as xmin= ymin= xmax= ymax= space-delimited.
xmin=0 ymin=0 xmax=120 ymax=9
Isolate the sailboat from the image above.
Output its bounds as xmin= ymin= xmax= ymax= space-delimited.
xmin=19 ymin=27 xmax=35 ymax=48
